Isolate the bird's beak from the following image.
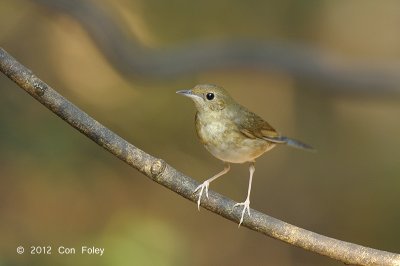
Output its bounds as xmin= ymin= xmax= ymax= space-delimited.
xmin=176 ymin=89 xmax=201 ymax=99
xmin=176 ymin=89 xmax=192 ymax=96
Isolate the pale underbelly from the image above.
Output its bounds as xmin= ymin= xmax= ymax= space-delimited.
xmin=197 ymin=118 xmax=276 ymax=163
xmin=204 ymin=137 xmax=275 ymax=163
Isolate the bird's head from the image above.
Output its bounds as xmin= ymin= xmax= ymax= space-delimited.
xmin=176 ymin=84 xmax=233 ymax=112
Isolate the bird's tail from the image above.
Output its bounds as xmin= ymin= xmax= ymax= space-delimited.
xmin=263 ymin=135 xmax=315 ymax=151
xmin=282 ymin=136 xmax=315 ymax=151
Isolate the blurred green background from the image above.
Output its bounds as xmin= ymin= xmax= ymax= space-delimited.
xmin=1 ymin=0 xmax=400 ymax=265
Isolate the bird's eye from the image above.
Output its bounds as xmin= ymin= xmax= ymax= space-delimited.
xmin=206 ymin=93 xmax=215 ymax=100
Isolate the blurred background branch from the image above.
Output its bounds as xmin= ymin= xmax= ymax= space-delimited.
xmin=32 ymin=0 xmax=400 ymax=95
xmin=1 ymin=47 xmax=400 ymax=266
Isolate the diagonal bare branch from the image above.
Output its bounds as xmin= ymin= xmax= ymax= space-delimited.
xmin=1 ymin=47 xmax=399 ymax=266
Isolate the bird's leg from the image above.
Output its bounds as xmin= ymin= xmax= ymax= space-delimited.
xmin=194 ymin=162 xmax=230 ymax=210
xmin=234 ymin=162 xmax=255 ymax=226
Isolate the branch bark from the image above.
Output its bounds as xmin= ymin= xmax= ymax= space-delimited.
xmin=1 ymin=47 xmax=399 ymax=266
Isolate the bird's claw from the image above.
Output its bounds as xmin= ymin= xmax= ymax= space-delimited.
xmin=234 ymin=199 xmax=251 ymax=227
xmin=194 ymin=181 xmax=210 ymax=210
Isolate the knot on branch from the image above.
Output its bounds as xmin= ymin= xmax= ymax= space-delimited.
xmin=150 ymin=159 xmax=166 ymax=179
xmin=32 ymin=78 xmax=47 ymax=96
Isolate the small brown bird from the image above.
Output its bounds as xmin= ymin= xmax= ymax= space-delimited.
xmin=177 ymin=84 xmax=313 ymax=226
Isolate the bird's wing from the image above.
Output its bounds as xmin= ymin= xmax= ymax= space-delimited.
xmin=233 ymin=107 xmax=315 ymax=151
xmin=234 ymin=106 xmax=282 ymax=141
xmin=234 ymin=106 xmax=314 ymax=150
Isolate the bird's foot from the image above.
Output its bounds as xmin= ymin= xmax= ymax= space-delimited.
xmin=194 ymin=181 xmax=210 ymax=210
xmin=234 ymin=198 xmax=251 ymax=227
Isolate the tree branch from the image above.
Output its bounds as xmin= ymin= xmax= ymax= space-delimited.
xmin=1 ymin=47 xmax=399 ymax=266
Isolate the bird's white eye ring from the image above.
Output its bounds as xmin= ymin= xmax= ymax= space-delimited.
xmin=206 ymin=93 xmax=215 ymax=100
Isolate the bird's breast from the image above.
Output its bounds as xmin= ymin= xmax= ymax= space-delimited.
xmin=195 ymin=113 xmax=274 ymax=163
